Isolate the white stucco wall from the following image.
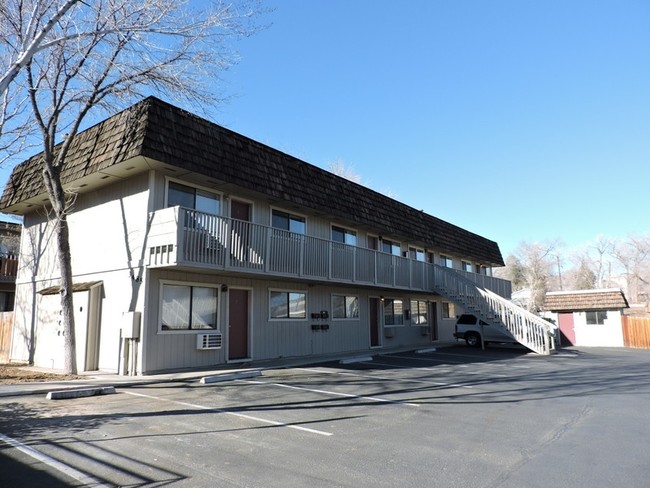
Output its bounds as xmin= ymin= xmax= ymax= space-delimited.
xmin=573 ymin=310 xmax=624 ymax=347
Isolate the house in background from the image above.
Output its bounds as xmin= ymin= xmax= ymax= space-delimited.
xmin=0 ymin=97 xmax=555 ymax=374
xmin=543 ymin=289 xmax=629 ymax=347
xmin=0 ymin=221 xmax=20 ymax=312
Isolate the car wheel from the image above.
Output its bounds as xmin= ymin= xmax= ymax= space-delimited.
xmin=465 ymin=332 xmax=481 ymax=347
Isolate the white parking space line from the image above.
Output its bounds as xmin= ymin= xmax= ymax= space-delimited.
xmin=386 ymin=353 xmax=533 ymax=370
xmin=243 ymin=379 xmax=420 ymax=407
xmin=123 ymin=391 xmax=332 ymax=437
xmin=359 ymin=361 xmax=476 ymax=387
xmin=0 ymin=432 xmax=111 ymax=487
xmin=296 ymin=367 xmax=472 ymax=390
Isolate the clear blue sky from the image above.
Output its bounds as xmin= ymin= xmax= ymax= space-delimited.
xmin=215 ymin=0 xmax=650 ymax=257
xmin=2 ymin=1 xmax=649 ymax=259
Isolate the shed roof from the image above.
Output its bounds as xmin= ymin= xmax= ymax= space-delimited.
xmin=543 ymin=289 xmax=629 ymax=312
xmin=1 ymin=97 xmax=504 ymax=265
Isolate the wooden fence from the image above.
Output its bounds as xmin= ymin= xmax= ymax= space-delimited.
xmin=622 ymin=316 xmax=650 ymax=349
xmin=0 ymin=312 xmax=14 ymax=363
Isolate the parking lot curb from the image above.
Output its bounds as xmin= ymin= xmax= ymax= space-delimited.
xmin=339 ymin=356 xmax=373 ymax=364
xmin=200 ymin=369 xmax=262 ymax=384
xmin=46 ymin=386 xmax=116 ymax=400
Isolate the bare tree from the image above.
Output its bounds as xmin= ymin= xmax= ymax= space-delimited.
xmin=0 ymin=0 xmax=261 ymax=373
xmin=612 ymin=234 xmax=650 ymax=304
xmin=327 ymin=160 xmax=362 ymax=184
xmin=507 ymin=240 xmax=560 ymax=311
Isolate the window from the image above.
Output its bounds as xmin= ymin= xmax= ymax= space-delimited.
xmin=410 ymin=300 xmax=428 ymax=325
xmin=442 ymin=302 xmax=456 ymax=319
xmin=586 ymin=311 xmax=607 ymax=325
xmin=270 ymin=291 xmax=306 ymax=319
xmin=381 ymin=239 xmax=401 ymax=256
xmin=440 ymin=255 xmax=453 ymax=268
xmin=332 ymin=295 xmax=359 ymax=319
xmin=384 ymin=298 xmax=404 ymax=326
xmin=332 ymin=226 xmax=357 ymax=246
xmin=161 ymin=284 xmax=218 ymax=331
xmin=409 ymin=247 xmax=425 ymax=262
xmin=462 ymin=261 xmax=473 ymax=272
xmin=272 ymin=209 xmax=305 ymax=234
xmin=168 ymin=181 xmax=220 ymax=215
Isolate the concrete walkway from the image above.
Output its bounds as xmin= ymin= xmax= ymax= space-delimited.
xmin=0 ymin=343 xmax=459 ymax=398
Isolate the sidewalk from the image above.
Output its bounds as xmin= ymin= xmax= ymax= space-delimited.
xmin=0 ymin=342 xmax=459 ymax=398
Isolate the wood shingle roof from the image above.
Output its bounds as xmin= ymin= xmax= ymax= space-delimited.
xmin=544 ymin=289 xmax=629 ymax=312
xmin=1 ymin=97 xmax=505 ymax=265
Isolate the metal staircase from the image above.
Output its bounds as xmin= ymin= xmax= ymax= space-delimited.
xmin=432 ymin=265 xmax=557 ymax=355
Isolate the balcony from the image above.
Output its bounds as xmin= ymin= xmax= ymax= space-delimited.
xmin=147 ymin=207 xmax=511 ymax=297
xmin=0 ymin=255 xmax=18 ymax=282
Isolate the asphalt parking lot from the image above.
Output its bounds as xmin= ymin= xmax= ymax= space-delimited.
xmin=1 ymin=345 xmax=650 ymax=487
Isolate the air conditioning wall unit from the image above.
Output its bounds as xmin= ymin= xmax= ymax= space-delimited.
xmin=196 ymin=333 xmax=222 ymax=350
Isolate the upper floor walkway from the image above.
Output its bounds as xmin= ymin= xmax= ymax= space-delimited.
xmin=148 ymin=207 xmax=511 ymax=298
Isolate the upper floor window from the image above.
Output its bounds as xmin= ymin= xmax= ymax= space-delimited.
xmin=440 ymin=255 xmax=453 ymax=268
xmin=462 ymin=261 xmax=473 ymax=272
xmin=270 ymin=290 xmax=307 ymax=319
xmin=381 ymin=239 xmax=401 ymax=256
xmin=168 ymin=181 xmax=220 ymax=215
xmin=272 ymin=209 xmax=306 ymax=234
xmin=409 ymin=247 xmax=425 ymax=262
xmin=332 ymin=226 xmax=357 ymax=246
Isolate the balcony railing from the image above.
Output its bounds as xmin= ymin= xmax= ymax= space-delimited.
xmin=0 ymin=254 xmax=18 ymax=281
xmin=148 ymin=207 xmax=511 ymax=297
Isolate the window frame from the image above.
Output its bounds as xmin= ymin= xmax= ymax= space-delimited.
xmin=462 ymin=260 xmax=473 ymax=273
xmin=331 ymin=294 xmax=360 ymax=320
xmin=166 ymin=178 xmax=222 ymax=215
xmin=331 ymin=225 xmax=358 ymax=246
xmin=159 ymin=280 xmax=220 ymax=334
xmin=381 ymin=238 xmax=401 ymax=256
xmin=409 ymin=247 xmax=425 ymax=262
xmin=585 ymin=310 xmax=608 ymax=325
xmin=440 ymin=255 xmax=453 ymax=268
xmin=410 ymin=299 xmax=429 ymax=326
xmin=270 ymin=208 xmax=307 ymax=235
xmin=441 ymin=301 xmax=456 ymax=319
xmin=383 ymin=298 xmax=405 ymax=326
xmin=269 ymin=289 xmax=308 ymax=320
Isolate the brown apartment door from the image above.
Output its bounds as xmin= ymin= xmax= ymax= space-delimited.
xmin=228 ymin=289 xmax=249 ymax=360
xmin=230 ymin=200 xmax=251 ymax=263
xmin=369 ymin=297 xmax=381 ymax=347
xmin=231 ymin=199 xmax=251 ymax=221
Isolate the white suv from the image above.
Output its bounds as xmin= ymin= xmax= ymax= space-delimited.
xmin=453 ymin=314 xmax=516 ymax=347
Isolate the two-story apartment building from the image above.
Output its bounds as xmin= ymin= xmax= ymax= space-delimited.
xmin=0 ymin=97 xmax=554 ymax=374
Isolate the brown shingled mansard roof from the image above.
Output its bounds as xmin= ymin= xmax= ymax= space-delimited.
xmin=544 ymin=289 xmax=629 ymax=312
xmin=1 ymin=97 xmax=505 ymax=266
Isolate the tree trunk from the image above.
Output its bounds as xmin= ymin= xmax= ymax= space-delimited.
xmin=57 ymin=216 xmax=77 ymax=374
xmin=43 ymin=164 xmax=77 ymax=375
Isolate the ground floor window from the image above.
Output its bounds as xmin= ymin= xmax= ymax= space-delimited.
xmin=384 ymin=298 xmax=404 ymax=325
xmin=442 ymin=302 xmax=456 ymax=319
xmin=270 ymin=290 xmax=307 ymax=319
xmin=586 ymin=311 xmax=607 ymax=325
xmin=161 ymin=284 xmax=218 ymax=331
xmin=332 ymin=295 xmax=359 ymax=319
xmin=410 ymin=300 xmax=428 ymax=325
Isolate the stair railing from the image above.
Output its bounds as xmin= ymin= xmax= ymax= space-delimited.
xmin=432 ymin=265 xmax=557 ymax=354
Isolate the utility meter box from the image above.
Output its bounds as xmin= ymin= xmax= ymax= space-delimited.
xmin=121 ymin=311 xmax=141 ymax=339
